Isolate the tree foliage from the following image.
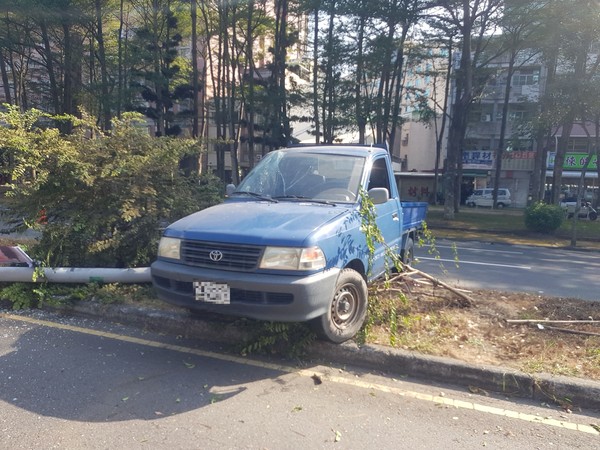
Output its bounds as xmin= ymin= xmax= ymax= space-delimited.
xmin=1 ymin=0 xmax=599 ymax=196
xmin=128 ymin=0 xmax=193 ymax=136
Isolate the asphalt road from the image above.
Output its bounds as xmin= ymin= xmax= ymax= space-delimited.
xmin=1 ymin=309 xmax=599 ymax=449
xmin=415 ymin=239 xmax=600 ymax=302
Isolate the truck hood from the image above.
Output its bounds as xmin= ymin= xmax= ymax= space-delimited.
xmin=165 ymin=200 xmax=353 ymax=246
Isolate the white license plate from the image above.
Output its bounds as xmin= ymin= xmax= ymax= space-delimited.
xmin=193 ymin=281 xmax=231 ymax=304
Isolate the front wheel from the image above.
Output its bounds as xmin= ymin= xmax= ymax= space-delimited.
xmin=589 ymin=211 xmax=598 ymax=221
xmin=311 ymin=269 xmax=368 ymax=343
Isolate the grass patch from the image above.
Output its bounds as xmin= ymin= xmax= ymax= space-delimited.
xmin=426 ymin=206 xmax=600 ymax=248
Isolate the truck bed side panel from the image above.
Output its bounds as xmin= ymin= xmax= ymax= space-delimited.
xmin=401 ymin=201 xmax=428 ymax=231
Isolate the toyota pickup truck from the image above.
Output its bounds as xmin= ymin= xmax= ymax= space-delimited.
xmin=151 ymin=145 xmax=428 ymax=343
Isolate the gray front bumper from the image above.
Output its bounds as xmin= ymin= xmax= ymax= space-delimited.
xmin=151 ymin=260 xmax=341 ymax=322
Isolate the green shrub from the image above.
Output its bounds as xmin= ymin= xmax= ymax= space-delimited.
xmin=0 ymin=107 xmax=224 ymax=267
xmin=524 ymin=201 xmax=564 ymax=233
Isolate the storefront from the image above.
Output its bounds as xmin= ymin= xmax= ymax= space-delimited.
xmin=547 ymin=152 xmax=599 ymax=201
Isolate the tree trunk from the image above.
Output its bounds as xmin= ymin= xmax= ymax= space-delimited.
xmin=434 ymin=42 xmax=452 ymax=206
xmin=117 ymin=0 xmax=125 ymax=116
xmin=389 ymin=24 xmax=410 ymax=151
xmin=152 ymin=0 xmax=165 ymax=136
xmin=355 ymin=13 xmax=366 ymax=144
xmin=375 ymin=24 xmax=395 ymax=144
xmin=551 ymin=32 xmax=590 ymax=204
xmin=493 ymin=51 xmax=515 ymax=208
xmin=40 ymin=20 xmax=60 ymax=115
xmin=323 ymin=2 xmax=335 ymax=143
xmin=552 ymin=117 xmax=574 ymax=204
xmin=191 ymin=0 xmax=199 ymax=139
xmin=0 ymin=49 xmax=11 ymax=104
xmin=95 ymin=0 xmax=111 ymax=131
xmin=444 ymin=2 xmax=473 ymax=218
xmin=246 ymin=0 xmax=256 ymax=169
xmin=271 ymin=0 xmax=289 ymax=147
xmin=61 ymin=22 xmax=83 ymax=133
xmin=312 ymin=7 xmax=320 ymax=144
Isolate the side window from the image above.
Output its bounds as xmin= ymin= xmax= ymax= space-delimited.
xmin=368 ymin=158 xmax=391 ymax=193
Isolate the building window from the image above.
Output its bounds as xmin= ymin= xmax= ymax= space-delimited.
xmin=509 ymin=111 xmax=525 ymax=121
xmin=512 ymin=70 xmax=539 ymax=86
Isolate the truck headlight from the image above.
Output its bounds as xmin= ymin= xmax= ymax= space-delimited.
xmin=259 ymin=246 xmax=326 ymax=271
xmin=158 ymin=236 xmax=181 ymax=260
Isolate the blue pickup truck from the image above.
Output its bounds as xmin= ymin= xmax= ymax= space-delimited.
xmin=151 ymin=145 xmax=427 ymax=343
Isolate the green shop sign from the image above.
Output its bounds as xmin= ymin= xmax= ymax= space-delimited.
xmin=547 ymin=152 xmax=598 ymax=170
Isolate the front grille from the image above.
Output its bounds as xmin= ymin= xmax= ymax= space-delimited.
xmin=181 ymin=240 xmax=263 ymax=271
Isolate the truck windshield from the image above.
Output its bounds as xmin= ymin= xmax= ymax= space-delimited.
xmin=234 ymin=150 xmax=366 ymax=203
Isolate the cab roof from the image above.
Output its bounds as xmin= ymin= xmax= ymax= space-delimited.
xmin=282 ymin=144 xmax=388 ymax=158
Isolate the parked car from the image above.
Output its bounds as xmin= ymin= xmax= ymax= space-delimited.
xmin=560 ymin=197 xmax=598 ymax=221
xmin=466 ymin=188 xmax=511 ymax=208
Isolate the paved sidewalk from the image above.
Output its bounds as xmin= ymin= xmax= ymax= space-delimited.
xmin=50 ymin=300 xmax=600 ymax=413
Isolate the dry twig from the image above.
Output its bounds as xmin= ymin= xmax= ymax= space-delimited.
xmin=384 ymin=262 xmax=476 ymax=307
xmin=506 ymin=319 xmax=597 ymax=325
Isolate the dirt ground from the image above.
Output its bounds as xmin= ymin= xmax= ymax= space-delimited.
xmin=367 ymin=277 xmax=600 ymax=382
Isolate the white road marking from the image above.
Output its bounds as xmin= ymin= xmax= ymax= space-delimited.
xmin=427 ymin=244 xmax=524 ymax=255
xmin=418 ymin=256 xmax=532 ymax=270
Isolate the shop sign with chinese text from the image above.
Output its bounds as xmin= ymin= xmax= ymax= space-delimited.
xmin=463 ymin=150 xmax=494 ymax=169
xmin=547 ymin=152 xmax=598 ymax=170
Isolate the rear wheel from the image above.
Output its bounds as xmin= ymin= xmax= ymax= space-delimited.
xmin=589 ymin=211 xmax=598 ymax=221
xmin=496 ymin=202 xmax=505 ymax=208
xmin=311 ymin=269 xmax=368 ymax=343
xmin=401 ymin=237 xmax=414 ymax=266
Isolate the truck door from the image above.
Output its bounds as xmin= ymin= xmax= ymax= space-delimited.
xmin=367 ymin=157 xmax=402 ymax=278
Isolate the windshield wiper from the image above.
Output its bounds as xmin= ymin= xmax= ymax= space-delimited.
xmin=274 ymin=195 xmax=336 ymax=206
xmin=231 ymin=191 xmax=278 ymax=202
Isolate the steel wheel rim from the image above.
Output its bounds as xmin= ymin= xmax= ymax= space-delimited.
xmin=331 ymin=284 xmax=359 ymax=329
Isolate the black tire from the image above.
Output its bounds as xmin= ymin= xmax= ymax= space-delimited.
xmin=401 ymin=237 xmax=414 ymax=266
xmin=589 ymin=211 xmax=598 ymax=221
xmin=311 ymin=269 xmax=368 ymax=343
xmin=497 ymin=203 xmax=505 ymax=208
xmin=467 ymin=202 xmax=475 ymax=207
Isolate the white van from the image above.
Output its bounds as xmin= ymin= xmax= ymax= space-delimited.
xmin=466 ymin=188 xmax=511 ymax=208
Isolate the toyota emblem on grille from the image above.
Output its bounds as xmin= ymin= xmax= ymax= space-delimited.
xmin=209 ymin=250 xmax=224 ymax=262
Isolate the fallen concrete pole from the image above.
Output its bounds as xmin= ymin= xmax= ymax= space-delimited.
xmin=0 ymin=245 xmax=151 ymax=283
xmin=0 ymin=267 xmax=152 ymax=283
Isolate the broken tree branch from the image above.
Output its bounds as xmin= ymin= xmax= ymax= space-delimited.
xmin=535 ymin=325 xmax=600 ymax=337
xmin=387 ymin=263 xmax=475 ymax=307
xmin=506 ymin=319 xmax=598 ymax=325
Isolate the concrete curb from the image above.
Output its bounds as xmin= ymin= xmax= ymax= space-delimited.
xmin=56 ymin=301 xmax=600 ymax=412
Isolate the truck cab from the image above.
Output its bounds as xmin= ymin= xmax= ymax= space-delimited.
xmin=151 ymin=145 xmax=427 ymax=343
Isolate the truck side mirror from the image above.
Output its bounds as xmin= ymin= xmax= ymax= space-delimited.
xmin=368 ymin=187 xmax=389 ymax=205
